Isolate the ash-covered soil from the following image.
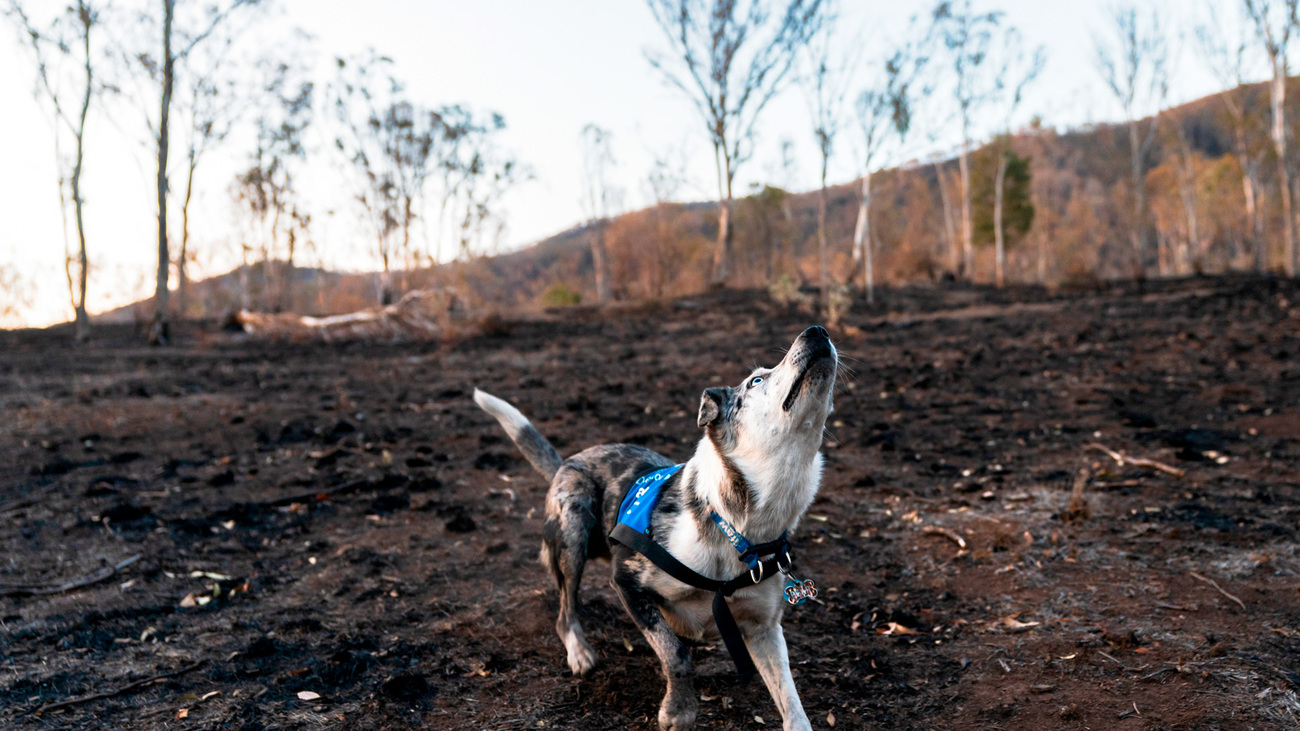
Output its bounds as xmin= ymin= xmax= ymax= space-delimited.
xmin=1 ymin=275 xmax=1299 ymax=730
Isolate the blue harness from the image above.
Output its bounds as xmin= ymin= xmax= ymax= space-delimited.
xmin=610 ymin=465 xmax=816 ymax=681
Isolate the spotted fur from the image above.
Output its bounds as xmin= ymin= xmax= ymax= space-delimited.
xmin=473 ymin=326 xmax=837 ymax=731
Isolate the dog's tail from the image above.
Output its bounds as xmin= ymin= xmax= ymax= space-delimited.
xmin=472 ymin=389 xmax=563 ymax=481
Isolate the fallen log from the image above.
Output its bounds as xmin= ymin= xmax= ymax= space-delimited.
xmin=234 ymin=288 xmax=461 ymax=342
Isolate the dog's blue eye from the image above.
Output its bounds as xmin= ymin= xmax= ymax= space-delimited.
xmin=750 ymin=377 xmax=763 ymax=387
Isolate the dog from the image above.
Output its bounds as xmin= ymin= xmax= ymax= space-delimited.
xmin=473 ymin=325 xmax=837 ymax=730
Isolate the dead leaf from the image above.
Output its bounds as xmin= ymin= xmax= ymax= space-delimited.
xmin=297 ymin=690 xmax=321 ymax=701
xmin=179 ymin=593 xmax=197 ymax=608
xmin=877 ymin=622 xmax=919 ymax=636
xmin=1001 ymin=616 xmax=1040 ymax=632
xmin=827 ymin=710 xmax=836 ymax=727
xmin=176 ymin=708 xmax=189 ymax=719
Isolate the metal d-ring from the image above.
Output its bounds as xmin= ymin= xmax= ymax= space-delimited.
xmin=749 ymin=561 xmax=765 ymax=584
xmin=777 ymin=553 xmax=792 ymax=574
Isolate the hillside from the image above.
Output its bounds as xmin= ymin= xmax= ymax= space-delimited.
xmin=102 ymin=78 xmax=1291 ymax=322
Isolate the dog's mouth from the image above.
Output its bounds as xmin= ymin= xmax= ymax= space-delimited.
xmin=781 ymin=334 xmax=837 ymax=412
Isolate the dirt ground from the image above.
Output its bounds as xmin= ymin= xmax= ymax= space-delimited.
xmin=2 ymin=275 xmax=1299 ymax=730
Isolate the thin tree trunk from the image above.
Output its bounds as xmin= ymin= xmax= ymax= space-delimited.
xmin=817 ymin=165 xmax=829 ymax=312
xmin=934 ymin=162 xmax=958 ymax=277
xmin=1128 ymin=119 xmax=1146 ymax=279
xmin=1177 ymin=150 xmax=1200 ymax=275
xmin=851 ymin=172 xmax=873 ymax=304
xmin=958 ymin=142 xmax=973 ymax=280
xmin=70 ymin=12 xmax=92 ymax=342
xmin=1233 ymin=118 xmax=1263 ymax=273
xmin=994 ymin=153 xmax=1008 ymax=288
xmin=711 ymin=144 xmax=733 ymax=285
xmin=1270 ymin=64 xmax=1298 ymax=276
xmin=379 ymin=245 xmax=392 ymax=305
xmin=1244 ymin=162 xmax=1263 ymax=272
xmin=1036 ymin=226 xmax=1047 ymax=284
xmin=591 ymin=222 xmax=612 ymax=302
xmin=284 ymin=226 xmax=296 ymax=312
xmin=150 ymin=0 xmax=175 ymax=344
xmin=178 ymin=154 xmax=196 ymax=318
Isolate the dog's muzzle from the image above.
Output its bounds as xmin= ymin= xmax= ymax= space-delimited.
xmin=781 ymin=327 xmax=837 ymax=412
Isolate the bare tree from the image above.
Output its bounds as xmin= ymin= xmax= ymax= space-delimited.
xmin=232 ymin=58 xmax=313 ymax=311
xmin=801 ymin=7 xmax=854 ymax=311
xmin=1164 ymin=116 xmax=1202 ymax=275
xmin=137 ymin=0 xmax=263 ymax=343
xmin=852 ymin=38 xmax=924 ymax=304
xmin=1198 ymin=5 xmax=1265 ymax=271
xmin=174 ymin=28 xmax=259 ymax=316
xmin=643 ymin=146 xmax=691 ymax=297
xmin=332 ymin=52 xmax=408 ymax=304
xmin=6 ymin=1 xmax=108 ymax=341
xmin=645 ymin=0 xmax=824 ymax=284
xmin=1095 ymin=3 xmax=1169 ymax=279
xmin=0 ymin=263 xmax=32 ymax=324
xmin=990 ymin=31 xmax=1044 ymax=287
xmin=931 ymin=0 xmax=1004 ymax=281
xmin=579 ymin=124 xmax=618 ymax=302
xmin=1244 ymin=0 xmax=1299 ymax=276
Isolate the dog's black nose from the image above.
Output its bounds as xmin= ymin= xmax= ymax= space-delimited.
xmin=803 ymin=326 xmax=829 ymax=340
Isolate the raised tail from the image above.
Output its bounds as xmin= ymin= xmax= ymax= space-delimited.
xmin=472 ymin=389 xmax=563 ymax=481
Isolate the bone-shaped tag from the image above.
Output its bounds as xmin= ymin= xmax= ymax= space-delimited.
xmin=783 ymin=577 xmax=817 ymax=606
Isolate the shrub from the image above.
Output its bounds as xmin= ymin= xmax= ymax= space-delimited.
xmin=768 ymin=273 xmax=809 ymax=308
xmin=541 ymin=282 xmax=582 ymax=307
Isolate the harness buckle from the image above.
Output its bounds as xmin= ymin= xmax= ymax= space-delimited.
xmin=749 ymin=561 xmax=765 ymax=584
xmin=776 ymin=552 xmax=792 ymax=574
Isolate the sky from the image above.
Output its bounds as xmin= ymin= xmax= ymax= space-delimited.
xmin=0 ymin=0 xmax=1254 ymax=328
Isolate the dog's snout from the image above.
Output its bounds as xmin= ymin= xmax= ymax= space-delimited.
xmin=803 ymin=326 xmax=829 ymax=341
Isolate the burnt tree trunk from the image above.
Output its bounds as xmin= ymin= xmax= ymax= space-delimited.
xmin=150 ymin=0 xmax=175 ymax=345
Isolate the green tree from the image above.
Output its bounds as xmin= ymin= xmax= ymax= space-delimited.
xmin=973 ymin=142 xmax=1034 ymax=254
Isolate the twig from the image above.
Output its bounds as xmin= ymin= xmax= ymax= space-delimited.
xmin=263 ymin=477 xmax=393 ymax=508
xmin=1097 ymin=651 xmax=1130 ymax=669
xmin=921 ymin=525 xmax=967 ymax=549
xmin=1063 ymin=467 xmax=1090 ymax=521
xmin=1140 ymin=666 xmax=1178 ymax=681
xmin=33 ymin=659 xmax=207 ymax=714
xmin=0 ymin=485 xmax=57 ymax=516
xmin=1189 ymin=571 xmax=1246 ymax=611
xmin=1087 ymin=443 xmax=1185 ymax=478
xmin=0 ymin=554 xmax=141 ymax=598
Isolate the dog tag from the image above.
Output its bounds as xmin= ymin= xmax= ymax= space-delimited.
xmin=783 ymin=575 xmax=817 ymax=606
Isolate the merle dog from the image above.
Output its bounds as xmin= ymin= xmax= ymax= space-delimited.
xmin=474 ymin=326 xmax=837 ymax=730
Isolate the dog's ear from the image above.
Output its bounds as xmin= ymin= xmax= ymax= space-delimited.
xmin=697 ymin=387 xmax=729 ymax=428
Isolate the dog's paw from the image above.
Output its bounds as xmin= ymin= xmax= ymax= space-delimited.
xmin=657 ymin=696 xmax=697 ymax=731
xmin=565 ymin=637 xmax=598 ymax=676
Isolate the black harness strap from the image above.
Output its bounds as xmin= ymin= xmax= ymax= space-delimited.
xmin=610 ymin=521 xmax=789 ymax=682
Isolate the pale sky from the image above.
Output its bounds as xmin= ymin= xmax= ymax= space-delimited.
xmin=0 ymin=0 xmax=1248 ymax=327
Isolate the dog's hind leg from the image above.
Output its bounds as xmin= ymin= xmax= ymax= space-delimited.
xmin=611 ymin=559 xmax=696 ymax=731
xmin=542 ymin=468 xmax=599 ymax=676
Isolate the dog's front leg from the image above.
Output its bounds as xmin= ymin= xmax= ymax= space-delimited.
xmin=745 ymin=622 xmax=811 ymax=731
xmin=612 ymin=564 xmax=697 ymax=731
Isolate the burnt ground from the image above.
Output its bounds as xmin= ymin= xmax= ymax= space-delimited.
xmin=1 ymin=275 xmax=1299 ymax=730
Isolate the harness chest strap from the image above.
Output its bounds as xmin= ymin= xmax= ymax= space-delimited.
xmin=609 ymin=465 xmax=805 ymax=682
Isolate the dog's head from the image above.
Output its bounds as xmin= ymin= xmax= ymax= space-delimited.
xmin=697 ymin=326 xmax=838 ymax=462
